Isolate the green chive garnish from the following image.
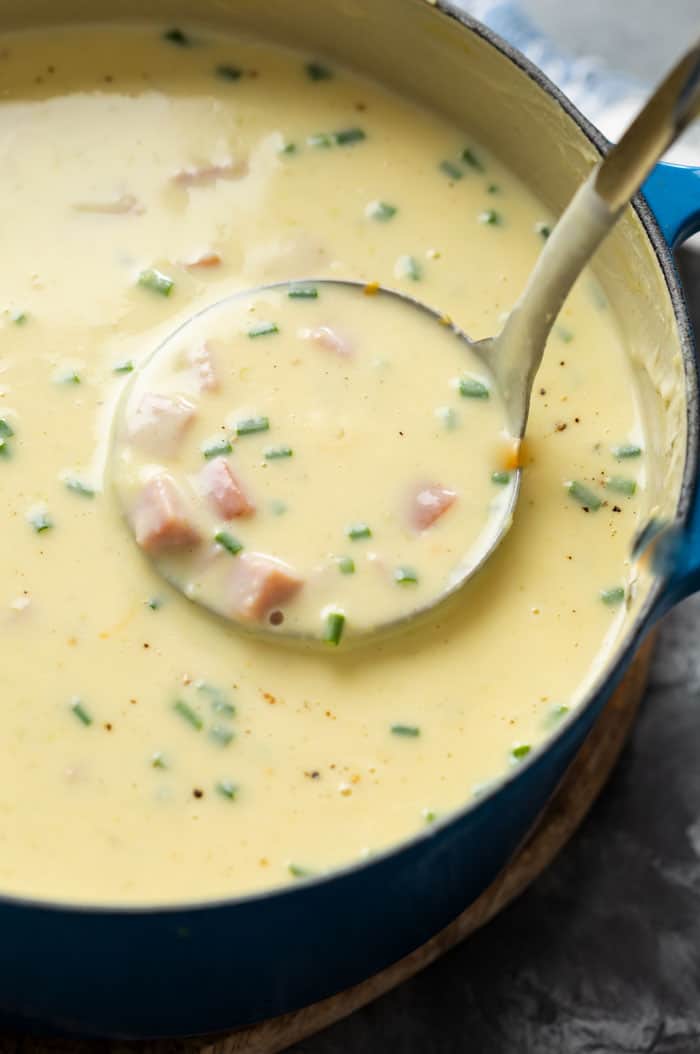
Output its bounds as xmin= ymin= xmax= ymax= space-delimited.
xmin=288 ymin=284 xmax=318 ymax=299
xmin=30 ymin=510 xmax=53 ymax=533
xmin=214 ymin=530 xmax=243 ymax=556
xmin=151 ymin=751 xmax=167 ymax=769
xmin=612 ymin=443 xmax=642 ymax=460
xmin=216 ymin=780 xmax=238 ymax=800
xmin=248 ymin=321 xmax=278 ymax=338
xmin=279 ymin=141 xmax=298 ymax=156
xmin=606 ymin=476 xmax=637 ymax=496
xmin=391 ymin=724 xmax=420 ymax=737
xmin=56 ymin=370 xmax=81 ymax=385
xmin=0 ymin=437 xmax=10 ymax=458
xmin=289 ymin=863 xmax=313 ymax=878
xmin=535 ymin=221 xmax=551 ymax=239
xmin=556 ymin=326 xmax=574 ymax=343
xmin=70 ymin=699 xmax=92 ymax=726
xmin=0 ymin=419 xmax=15 ymax=439
xmin=546 ymin=704 xmax=570 ymax=727
xmin=479 ymin=208 xmax=501 ymax=225
xmin=366 ymin=200 xmax=397 ymax=222
xmin=439 ymin=159 xmax=462 ymax=180
xmin=394 ymin=566 xmax=418 ymax=585
xmin=333 ymin=127 xmax=366 ymax=145
xmin=264 ymin=445 xmax=293 ymax=460
xmin=487 ymin=183 xmax=500 ymax=194
xmin=307 ymin=132 xmax=333 ymax=148
xmin=491 ymin=470 xmax=511 ymax=485
xmin=209 ymin=725 xmax=235 ymax=747
xmin=346 ymin=522 xmax=371 ymax=540
xmin=11 ymin=310 xmax=27 ymax=324
xmin=113 ymin=360 xmax=134 ymax=374
xmin=216 ymin=64 xmax=242 ymax=81
xmin=306 ymin=61 xmax=332 ymax=81
xmin=422 ymin=808 xmax=437 ymax=823
xmin=173 ymin=700 xmax=203 ymax=731
xmin=162 ymin=27 xmax=191 ymax=46
xmin=435 ymin=406 xmax=458 ymax=430
xmin=395 ymin=254 xmax=421 ymax=281
xmin=236 ymin=416 xmax=269 ymax=436
xmin=566 ymin=481 xmax=602 ymax=511
xmin=146 ymin=597 xmax=163 ymax=611
xmin=64 ymin=477 xmax=95 ymax=498
xmin=196 ymin=682 xmax=235 ymax=716
xmin=138 ymin=268 xmax=174 ymax=297
xmin=337 ymin=555 xmax=355 ymax=574
xmin=459 ymin=376 xmax=490 ymax=399
xmin=324 ymin=611 xmax=345 ymax=645
xmin=461 ymin=147 xmax=484 ymax=170
xmin=202 ymin=439 xmax=232 ymax=459
xmin=511 ymin=744 xmax=531 ymax=760
xmin=600 ymin=586 xmax=625 ymax=606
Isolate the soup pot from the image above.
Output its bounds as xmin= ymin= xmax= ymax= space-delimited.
xmin=3 ymin=0 xmax=700 ymax=1040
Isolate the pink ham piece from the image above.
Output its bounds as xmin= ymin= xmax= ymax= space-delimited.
xmin=128 ymin=393 xmax=196 ymax=457
xmin=300 ymin=325 xmax=353 ymax=357
xmin=172 ymin=160 xmax=248 ymax=188
xmin=131 ymin=474 xmax=201 ymax=554
xmin=226 ymin=553 xmax=302 ymax=621
xmin=199 ymin=458 xmax=254 ymax=520
xmin=409 ymin=483 xmax=457 ymax=531
xmin=182 ymin=250 xmax=222 ymax=270
xmin=187 ymin=342 xmax=219 ymax=393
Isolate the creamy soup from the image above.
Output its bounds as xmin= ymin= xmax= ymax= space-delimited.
xmin=0 ymin=23 xmax=647 ymax=904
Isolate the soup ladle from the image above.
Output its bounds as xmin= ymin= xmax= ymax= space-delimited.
xmin=113 ymin=40 xmax=700 ymax=645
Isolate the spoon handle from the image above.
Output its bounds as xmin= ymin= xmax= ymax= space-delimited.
xmin=493 ymin=39 xmax=700 ymax=435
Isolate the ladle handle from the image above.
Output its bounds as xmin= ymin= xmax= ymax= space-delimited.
xmin=495 ymin=39 xmax=700 ymax=435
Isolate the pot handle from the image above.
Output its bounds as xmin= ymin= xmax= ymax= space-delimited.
xmin=640 ymin=161 xmax=700 ymax=608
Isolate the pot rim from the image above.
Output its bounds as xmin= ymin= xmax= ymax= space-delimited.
xmin=1 ymin=0 xmax=697 ymax=918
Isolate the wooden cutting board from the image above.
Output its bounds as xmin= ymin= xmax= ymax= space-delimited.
xmin=0 ymin=635 xmax=655 ymax=1054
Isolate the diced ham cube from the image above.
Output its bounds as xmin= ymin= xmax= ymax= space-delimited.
xmin=187 ymin=342 xmax=219 ymax=393
xmin=182 ymin=250 xmax=222 ymax=270
xmin=226 ymin=553 xmax=302 ymax=621
xmin=409 ymin=483 xmax=457 ymax=530
xmin=172 ymin=160 xmax=248 ymax=187
xmin=131 ymin=475 xmax=201 ymax=554
xmin=199 ymin=458 xmax=254 ymax=519
xmin=128 ymin=393 xmax=196 ymax=457
xmin=300 ymin=325 xmax=353 ymax=357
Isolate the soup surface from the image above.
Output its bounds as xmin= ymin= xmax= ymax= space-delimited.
xmin=0 ymin=23 xmax=647 ymax=904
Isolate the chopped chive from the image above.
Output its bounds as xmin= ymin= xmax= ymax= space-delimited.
xmin=279 ymin=141 xmax=298 ymax=156
xmin=365 ymin=200 xmax=397 ymax=222
xmin=323 ymin=611 xmax=345 ymax=645
xmin=173 ymin=700 xmax=203 ymax=731
xmin=612 ymin=443 xmax=642 ymax=460
xmin=30 ymin=510 xmax=53 ymax=533
xmin=265 ymin=445 xmax=293 ymax=460
xmin=546 ymin=703 xmax=570 ymax=727
xmin=0 ymin=437 xmax=10 ymax=458
xmin=196 ymin=681 xmax=235 ymax=716
xmin=459 ymin=376 xmax=490 ymax=399
xmin=145 ymin=596 xmax=163 ymax=611
xmin=333 ymin=127 xmax=366 ymax=145
xmin=566 ymin=480 xmax=602 ymax=511
xmin=248 ymin=321 xmax=278 ymax=338
xmin=288 ymin=284 xmax=318 ymax=299
xmin=307 ymin=132 xmax=333 ymax=148
xmin=64 ymin=477 xmax=95 ymax=498
xmin=137 ymin=268 xmax=174 ymax=297
xmin=70 ymin=699 xmax=92 ymax=726
xmin=556 ymin=325 xmax=574 ymax=343
xmin=269 ymin=499 xmax=287 ymax=516
xmin=216 ymin=64 xmax=242 ymax=81
xmin=214 ymin=530 xmax=243 ymax=556
xmin=394 ymin=254 xmax=421 ymax=281
xmin=337 ymin=555 xmax=355 ymax=574
xmin=236 ymin=415 xmax=269 ymax=436
xmin=439 ymin=159 xmax=462 ymax=180
xmin=394 ymin=565 xmax=418 ymax=585
xmin=216 ymin=780 xmax=238 ymax=800
xmin=202 ymin=439 xmax=232 ymax=459
xmin=162 ymin=27 xmax=191 ymax=46
xmin=346 ymin=522 xmax=371 ymax=540
xmin=487 ymin=183 xmax=500 ymax=194
xmin=435 ymin=406 xmax=458 ymax=430
xmin=461 ymin=147 xmax=484 ymax=170
xmin=113 ymin=360 xmax=134 ymax=374
xmin=535 ymin=221 xmax=551 ymax=239
xmin=289 ymin=863 xmax=313 ymax=878
xmin=606 ymin=476 xmax=637 ymax=496
xmin=391 ymin=724 xmax=420 ymax=737
xmin=150 ymin=751 xmax=167 ymax=769
xmin=0 ymin=418 xmax=15 ymax=439
xmin=422 ymin=808 xmax=437 ymax=823
xmin=479 ymin=208 xmax=501 ymax=226
xmin=491 ymin=470 xmax=511 ymax=485
xmin=209 ymin=724 xmax=235 ymax=747
xmin=511 ymin=743 xmax=531 ymax=761
xmin=600 ymin=586 xmax=625 ymax=606
xmin=11 ymin=310 xmax=27 ymax=324
xmin=306 ymin=61 xmax=332 ymax=81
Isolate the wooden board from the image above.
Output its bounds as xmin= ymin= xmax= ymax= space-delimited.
xmin=0 ymin=636 xmax=655 ymax=1054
